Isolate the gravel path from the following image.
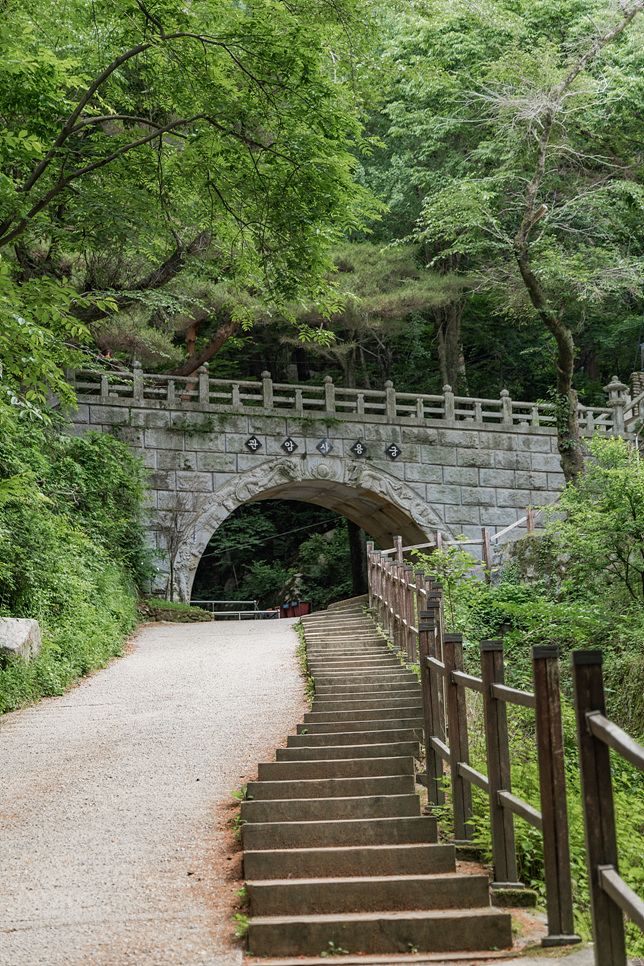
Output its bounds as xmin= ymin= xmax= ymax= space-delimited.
xmin=0 ymin=619 xmax=307 ymax=966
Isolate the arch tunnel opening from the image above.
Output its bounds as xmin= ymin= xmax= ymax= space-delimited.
xmin=191 ymin=500 xmax=369 ymax=612
xmin=168 ymin=461 xmax=450 ymax=603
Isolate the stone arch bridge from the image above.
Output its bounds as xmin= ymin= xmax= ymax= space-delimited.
xmin=66 ymin=366 xmax=631 ymax=600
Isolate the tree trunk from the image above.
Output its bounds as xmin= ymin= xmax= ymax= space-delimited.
xmin=167 ymin=315 xmax=242 ymax=377
xmin=347 ymin=520 xmax=368 ymax=596
xmin=515 ymin=252 xmax=583 ymax=482
xmin=433 ymin=300 xmax=465 ymax=392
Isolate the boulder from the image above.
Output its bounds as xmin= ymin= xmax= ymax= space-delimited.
xmin=0 ymin=618 xmax=42 ymax=664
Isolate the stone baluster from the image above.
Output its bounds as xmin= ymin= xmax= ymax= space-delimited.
xmin=167 ymin=379 xmax=176 ymax=405
xmin=231 ymin=383 xmax=240 ymax=407
xmin=357 ymin=392 xmax=365 ymax=415
xmin=198 ymin=366 xmax=209 ymax=405
xmin=261 ymin=370 xmax=273 ymax=409
xmin=294 ymin=388 xmax=303 ymax=412
xmin=100 ymin=374 xmax=109 ymax=400
xmin=604 ymin=375 xmax=628 ymax=434
xmin=132 ymin=361 xmax=143 ymax=402
xmin=324 ymin=375 xmax=336 ymax=412
xmin=416 ymin=397 xmax=424 ymax=419
xmin=443 ymin=385 xmax=455 ymax=425
xmin=385 ymin=380 xmax=396 ymax=418
xmin=501 ymin=389 xmax=512 ymax=426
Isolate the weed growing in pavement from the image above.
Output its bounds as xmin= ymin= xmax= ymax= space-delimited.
xmin=230 ymin=784 xmax=252 ymax=801
xmin=229 ymin=814 xmax=246 ymax=841
xmin=232 ymin=912 xmax=250 ymax=938
xmin=295 ymin=619 xmax=315 ymax=705
xmin=234 ymin=885 xmax=248 ymax=908
xmin=320 ymin=940 xmax=349 ymax=956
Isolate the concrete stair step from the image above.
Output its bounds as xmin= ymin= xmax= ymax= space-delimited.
xmin=309 ymin=664 xmax=401 ymax=673
xmin=246 ymin=907 xmax=513 ymax=957
xmin=297 ymin=717 xmax=423 ymax=734
xmin=309 ymin=661 xmax=401 ymax=670
xmin=307 ymin=642 xmax=386 ymax=650
xmin=313 ymin=674 xmax=418 ymax=685
xmin=246 ymin=774 xmax=415 ymax=800
xmin=314 ymin=683 xmax=420 ymax=695
xmin=240 ymin=793 xmax=421 ymax=824
xmin=287 ymin=728 xmax=420 ymax=747
xmin=305 ymin=707 xmax=422 ymax=722
xmin=312 ymin=696 xmax=420 ymax=712
xmin=257 ymin=756 xmax=415 ymax=780
xmin=313 ymin=666 xmax=413 ymax=676
xmin=242 ymin=814 xmax=438 ymax=850
xmin=248 ymin=873 xmax=490 ymax=917
xmin=308 ymin=655 xmax=398 ymax=663
xmin=276 ymin=741 xmax=421 ymax=762
xmin=243 ymin=842 xmax=455 ymax=879
xmin=242 ymin=598 xmax=512 ymax=960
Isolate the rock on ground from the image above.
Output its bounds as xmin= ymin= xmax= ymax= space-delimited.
xmin=0 ymin=618 xmax=306 ymax=966
xmin=0 ymin=618 xmax=42 ymax=664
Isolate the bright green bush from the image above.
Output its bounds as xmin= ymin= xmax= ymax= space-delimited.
xmin=0 ymin=418 xmax=147 ymax=712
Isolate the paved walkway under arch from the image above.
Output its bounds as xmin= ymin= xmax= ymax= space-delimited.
xmin=0 ymin=619 xmax=306 ymax=966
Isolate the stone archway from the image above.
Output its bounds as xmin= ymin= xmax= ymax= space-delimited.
xmin=170 ymin=456 xmax=454 ymax=602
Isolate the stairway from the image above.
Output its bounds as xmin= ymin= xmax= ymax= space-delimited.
xmin=242 ymin=598 xmax=512 ymax=959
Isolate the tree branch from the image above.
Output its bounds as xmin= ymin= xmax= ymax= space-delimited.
xmin=71 ymin=231 xmax=213 ymax=323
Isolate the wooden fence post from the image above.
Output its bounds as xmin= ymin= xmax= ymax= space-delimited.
xmin=404 ymin=565 xmax=415 ymax=661
xmin=418 ymin=613 xmax=445 ymax=806
xmin=414 ymin=570 xmax=426 ymax=664
xmin=443 ymin=633 xmax=473 ymax=842
xmin=571 ymin=651 xmax=627 ymax=966
xmin=395 ymin=534 xmax=403 ymax=563
xmin=366 ymin=542 xmax=374 ymax=609
xmin=532 ymin=646 xmax=581 ymax=946
xmin=482 ymin=528 xmax=492 ymax=583
xmin=480 ymin=639 xmax=522 ymax=888
xmin=384 ymin=558 xmax=393 ymax=642
xmin=392 ymin=562 xmax=402 ymax=651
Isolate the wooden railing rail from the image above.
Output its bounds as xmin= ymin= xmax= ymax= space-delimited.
xmin=367 ymin=541 xmax=580 ymax=948
xmin=572 ymin=651 xmax=644 ymax=965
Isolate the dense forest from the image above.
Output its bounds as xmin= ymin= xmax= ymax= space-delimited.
xmin=4 ymin=0 xmax=644 ymax=694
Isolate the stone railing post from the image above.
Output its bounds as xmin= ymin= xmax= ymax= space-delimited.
xmin=385 ymin=380 xmax=396 ymax=418
xmin=100 ymin=374 xmax=109 ymax=400
xmin=132 ymin=361 xmax=143 ymax=402
xmin=323 ymin=375 xmax=336 ymax=412
xmin=501 ymin=389 xmax=513 ymax=426
xmin=198 ymin=366 xmax=209 ymax=405
xmin=261 ymin=370 xmax=273 ymax=409
xmin=443 ymin=385 xmax=455 ymax=425
xmin=604 ymin=375 xmax=628 ymax=434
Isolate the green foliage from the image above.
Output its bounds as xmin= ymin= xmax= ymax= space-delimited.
xmin=192 ymin=500 xmax=354 ymax=610
xmin=443 ymin=494 xmax=644 ymax=955
xmin=232 ymin=912 xmax=250 ymax=939
xmin=320 ymin=941 xmax=349 ymax=957
xmin=0 ymin=418 xmax=147 ymax=712
xmin=0 ymin=0 xmax=382 ymax=376
xmin=548 ymin=435 xmax=644 ymax=605
xmin=411 ymin=539 xmax=478 ymax=629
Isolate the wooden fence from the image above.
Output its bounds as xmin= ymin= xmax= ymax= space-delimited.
xmin=366 ymin=540 xmax=644 ymax=962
